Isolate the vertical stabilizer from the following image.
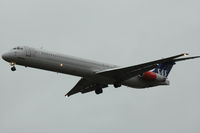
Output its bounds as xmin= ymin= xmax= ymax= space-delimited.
xmin=153 ymin=62 xmax=175 ymax=77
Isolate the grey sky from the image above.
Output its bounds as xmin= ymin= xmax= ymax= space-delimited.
xmin=0 ymin=0 xmax=200 ymax=133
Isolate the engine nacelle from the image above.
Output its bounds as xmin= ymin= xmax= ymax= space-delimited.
xmin=142 ymin=71 xmax=157 ymax=80
xmin=142 ymin=71 xmax=166 ymax=82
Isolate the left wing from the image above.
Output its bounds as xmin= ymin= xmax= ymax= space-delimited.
xmin=66 ymin=78 xmax=108 ymax=97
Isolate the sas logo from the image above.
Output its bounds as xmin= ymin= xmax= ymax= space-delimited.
xmin=157 ymin=69 xmax=168 ymax=77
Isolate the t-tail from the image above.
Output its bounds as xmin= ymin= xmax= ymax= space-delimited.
xmin=153 ymin=62 xmax=176 ymax=77
xmin=153 ymin=53 xmax=200 ymax=77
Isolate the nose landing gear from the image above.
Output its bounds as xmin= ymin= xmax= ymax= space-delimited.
xmin=10 ymin=62 xmax=16 ymax=71
xmin=11 ymin=66 xmax=16 ymax=71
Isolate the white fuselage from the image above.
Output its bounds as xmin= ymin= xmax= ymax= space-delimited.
xmin=2 ymin=46 xmax=169 ymax=89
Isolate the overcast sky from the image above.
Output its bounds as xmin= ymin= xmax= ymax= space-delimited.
xmin=0 ymin=0 xmax=200 ymax=133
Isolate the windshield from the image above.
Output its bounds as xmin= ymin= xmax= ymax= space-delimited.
xmin=13 ymin=47 xmax=23 ymax=50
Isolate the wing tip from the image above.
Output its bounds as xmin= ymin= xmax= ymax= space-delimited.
xmin=65 ymin=91 xmax=77 ymax=97
xmin=65 ymin=93 xmax=70 ymax=97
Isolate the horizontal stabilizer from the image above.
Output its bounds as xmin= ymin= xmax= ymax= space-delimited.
xmin=173 ymin=56 xmax=200 ymax=62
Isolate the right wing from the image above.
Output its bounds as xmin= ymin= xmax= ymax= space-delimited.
xmin=66 ymin=53 xmax=200 ymax=96
xmin=96 ymin=53 xmax=195 ymax=82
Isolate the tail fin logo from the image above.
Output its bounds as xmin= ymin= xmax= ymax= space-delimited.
xmin=157 ymin=69 xmax=168 ymax=77
xmin=153 ymin=62 xmax=175 ymax=77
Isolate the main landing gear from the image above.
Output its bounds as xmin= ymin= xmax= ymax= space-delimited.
xmin=114 ymin=83 xmax=122 ymax=88
xmin=95 ymin=88 xmax=103 ymax=95
xmin=94 ymin=84 xmax=108 ymax=95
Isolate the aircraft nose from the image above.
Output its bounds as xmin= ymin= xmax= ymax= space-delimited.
xmin=2 ymin=52 xmax=10 ymax=61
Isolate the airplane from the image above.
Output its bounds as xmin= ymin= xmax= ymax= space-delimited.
xmin=2 ymin=46 xmax=200 ymax=97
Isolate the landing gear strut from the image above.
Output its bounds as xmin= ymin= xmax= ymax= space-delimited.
xmin=11 ymin=66 xmax=16 ymax=71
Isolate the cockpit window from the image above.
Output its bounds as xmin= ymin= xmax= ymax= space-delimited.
xmin=13 ymin=47 xmax=23 ymax=50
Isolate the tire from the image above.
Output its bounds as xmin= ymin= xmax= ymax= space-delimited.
xmin=95 ymin=88 xmax=103 ymax=95
xmin=11 ymin=66 xmax=16 ymax=71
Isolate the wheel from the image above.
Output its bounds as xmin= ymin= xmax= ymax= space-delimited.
xmin=95 ymin=88 xmax=103 ymax=95
xmin=114 ymin=83 xmax=121 ymax=88
xmin=11 ymin=66 xmax=16 ymax=71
